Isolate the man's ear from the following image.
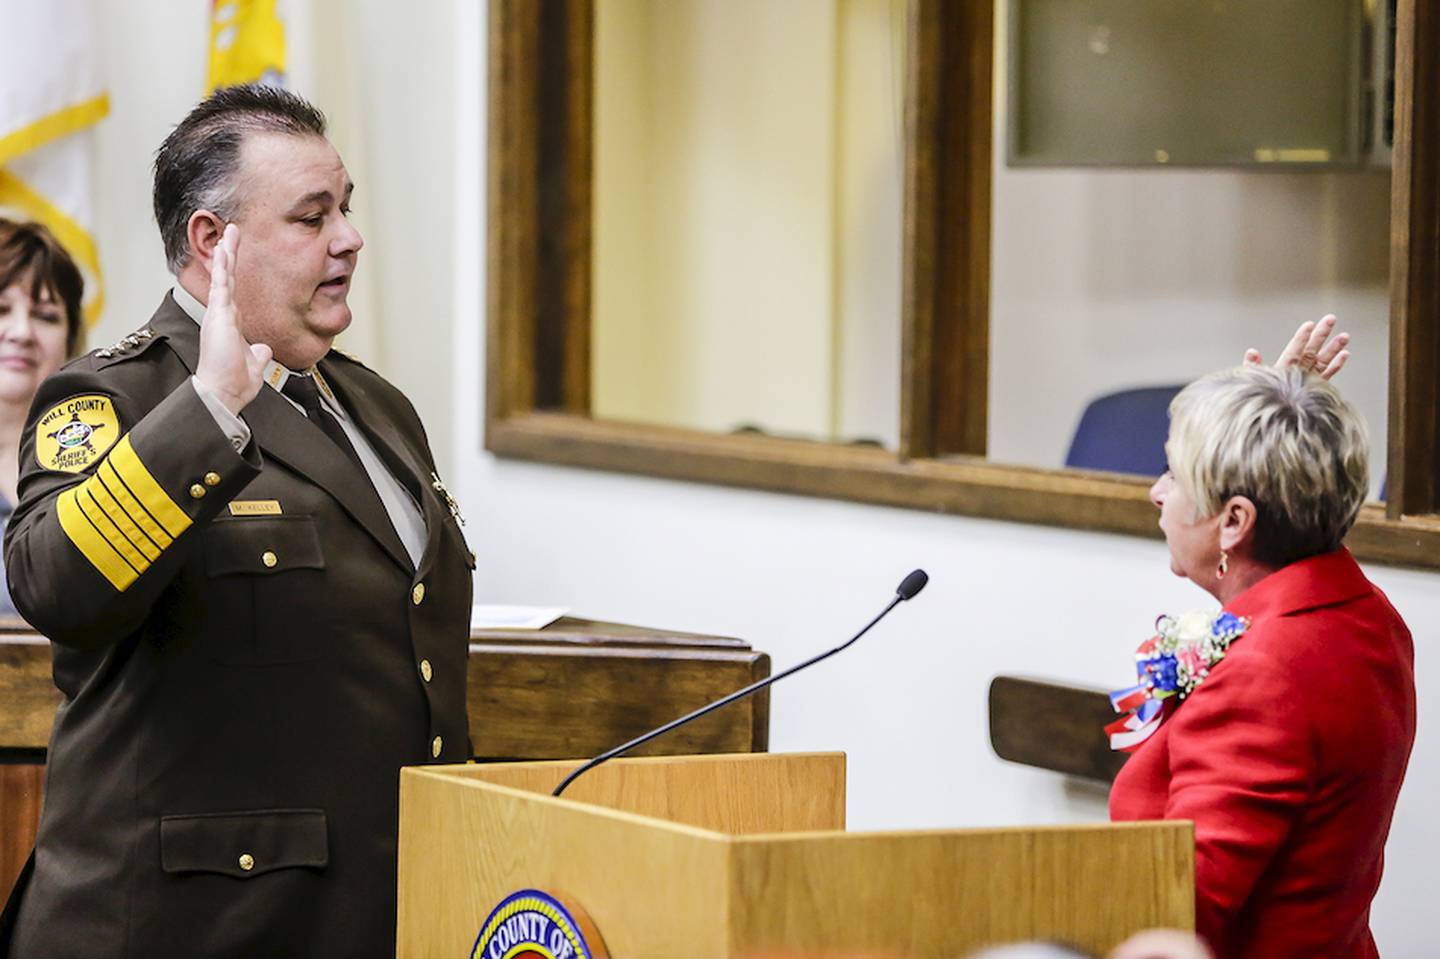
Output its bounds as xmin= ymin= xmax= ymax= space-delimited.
xmin=186 ymin=211 xmax=227 ymax=272
xmin=1218 ymin=495 xmax=1259 ymax=554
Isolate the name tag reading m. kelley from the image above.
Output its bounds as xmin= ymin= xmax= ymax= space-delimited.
xmin=228 ymin=500 xmax=283 ymax=516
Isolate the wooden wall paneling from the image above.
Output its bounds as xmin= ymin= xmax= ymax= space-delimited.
xmin=0 ymin=762 xmax=43 ymax=902
xmin=1 ymin=629 xmax=53 ymax=904
xmin=1388 ymin=0 xmax=1440 ymax=518
xmin=901 ymin=0 xmax=993 ymax=460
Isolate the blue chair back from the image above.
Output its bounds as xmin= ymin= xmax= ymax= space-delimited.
xmin=1064 ymin=385 xmax=1184 ymax=477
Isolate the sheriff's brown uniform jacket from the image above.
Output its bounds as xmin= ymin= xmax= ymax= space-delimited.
xmin=1 ymin=295 xmax=473 ymax=959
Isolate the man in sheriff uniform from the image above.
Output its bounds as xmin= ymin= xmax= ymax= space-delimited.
xmin=0 ymin=85 xmax=473 ymax=959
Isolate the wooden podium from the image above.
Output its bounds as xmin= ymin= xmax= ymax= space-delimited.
xmin=397 ymin=752 xmax=1193 ymax=958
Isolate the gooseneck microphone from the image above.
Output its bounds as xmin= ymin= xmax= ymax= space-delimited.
xmin=551 ymin=569 xmax=929 ymax=798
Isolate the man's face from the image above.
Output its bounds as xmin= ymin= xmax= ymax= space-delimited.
xmin=227 ymin=131 xmax=363 ymax=369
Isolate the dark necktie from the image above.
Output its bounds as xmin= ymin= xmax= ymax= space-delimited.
xmin=282 ymin=374 xmax=368 ymax=476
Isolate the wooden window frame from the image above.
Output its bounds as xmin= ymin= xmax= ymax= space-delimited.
xmin=485 ymin=0 xmax=1440 ymax=570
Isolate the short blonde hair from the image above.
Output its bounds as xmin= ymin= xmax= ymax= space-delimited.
xmin=1166 ymin=365 xmax=1368 ymax=567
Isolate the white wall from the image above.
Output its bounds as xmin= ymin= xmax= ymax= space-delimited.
xmin=450 ymin=4 xmax=1435 ymax=955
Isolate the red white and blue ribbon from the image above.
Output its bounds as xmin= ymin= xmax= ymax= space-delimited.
xmin=1105 ymin=610 xmax=1248 ymax=752
xmin=1105 ymin=694 xmax=1166 ymax=751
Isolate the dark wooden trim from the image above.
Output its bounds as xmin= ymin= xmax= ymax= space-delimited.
xmin=490 ymin=412 xmax=1440 ymax=570
xmin=486 ymin=0 xmax=533 ymax=425
xmin=901 ymin=0 xmax=992 ymax=460
xmin=488 ymin=412 xmax=1440 ymax=569
xmin=486 ymin=0 xmax=592 ymax=434
xmin=1387 ymin=0 xmax=1440 ymax=518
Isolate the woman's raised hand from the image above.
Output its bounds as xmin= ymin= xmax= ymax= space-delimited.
xmin=1243 ymin=314 xmax=1350 ymax=380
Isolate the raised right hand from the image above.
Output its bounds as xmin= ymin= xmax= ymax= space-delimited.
xmin=1243 ymin=314 xmax=1350 ymax=380
xmin=195 ymin=224 xmax=273 ymax=415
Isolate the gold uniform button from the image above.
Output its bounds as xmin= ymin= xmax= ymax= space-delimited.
xmin=238 ymin=853 xmax=255 ymax=872
xmin=411 ymin=583 xmax=426 ymax=606
xmin=189 ymin=484 xmax=206 ymax=499
xmin=203 ymin=471 xmax=222 ymax=487
xmin=261 ymin=551 xmax=278 ymax=568
xmin=431 ymin=735 xmax=443 ymax=758
xmin=419 ymin=659 xmax=433 ymax=683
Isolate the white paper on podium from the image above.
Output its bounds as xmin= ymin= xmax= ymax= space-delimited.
xmin=470 ymin=605 xmax=569 ymax=630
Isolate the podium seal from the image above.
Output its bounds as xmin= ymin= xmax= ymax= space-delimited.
xmin=470 ymin=889 xmax=608 ymax=959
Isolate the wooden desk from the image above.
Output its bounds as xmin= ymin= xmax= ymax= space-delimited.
xmin=0 ymin=616 xmax=770 ymax=901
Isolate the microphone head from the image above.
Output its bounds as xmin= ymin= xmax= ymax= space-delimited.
xmin=896 ymin=569 xmax=928 ymax=600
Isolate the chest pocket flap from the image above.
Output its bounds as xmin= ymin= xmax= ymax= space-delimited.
xmin=203 ymin=515 xmax=325 ymax=577
xmin=160 ymin=808 xmax=328 ymax=878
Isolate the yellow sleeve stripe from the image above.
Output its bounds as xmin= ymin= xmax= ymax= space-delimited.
xmin=57 ymin=488 xmax=140 ymax=591
xmin=97 ymin=460 xmax=173 ymax=550
xmin=84 ymin=476 xmax=162 ymax=563
xmin=107 ymin=436 xmax=191 ymax=539
xmin=54 ymin=433 xmax=197 ymax=592
xmin=75 ymin=489 xmax=152 ymax=576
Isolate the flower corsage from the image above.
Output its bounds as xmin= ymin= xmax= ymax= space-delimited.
xmin=1105 ymin=609 xmax=1249 ymax=752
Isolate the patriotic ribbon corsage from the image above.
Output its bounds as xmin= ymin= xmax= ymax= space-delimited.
xmin=1105 ymin=609 xmax=1249 ymax=752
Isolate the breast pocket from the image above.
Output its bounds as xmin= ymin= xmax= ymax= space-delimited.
xmin=202 ymin=516 xmax=329 ymax=664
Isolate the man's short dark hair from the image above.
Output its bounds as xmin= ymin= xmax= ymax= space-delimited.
xmin=153 ymin=84 xmax=327 ymax=273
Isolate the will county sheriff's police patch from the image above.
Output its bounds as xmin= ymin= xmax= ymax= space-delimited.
xmin=36 ymin=394 xmax=120 ymax=473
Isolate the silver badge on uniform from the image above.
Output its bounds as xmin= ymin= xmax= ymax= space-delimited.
xmin=431 ymin=472 xmax=465 ymax=526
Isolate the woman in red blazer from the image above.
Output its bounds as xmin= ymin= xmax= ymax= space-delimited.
xmin=1108 ymin=354 xmax=1417 ymax=959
